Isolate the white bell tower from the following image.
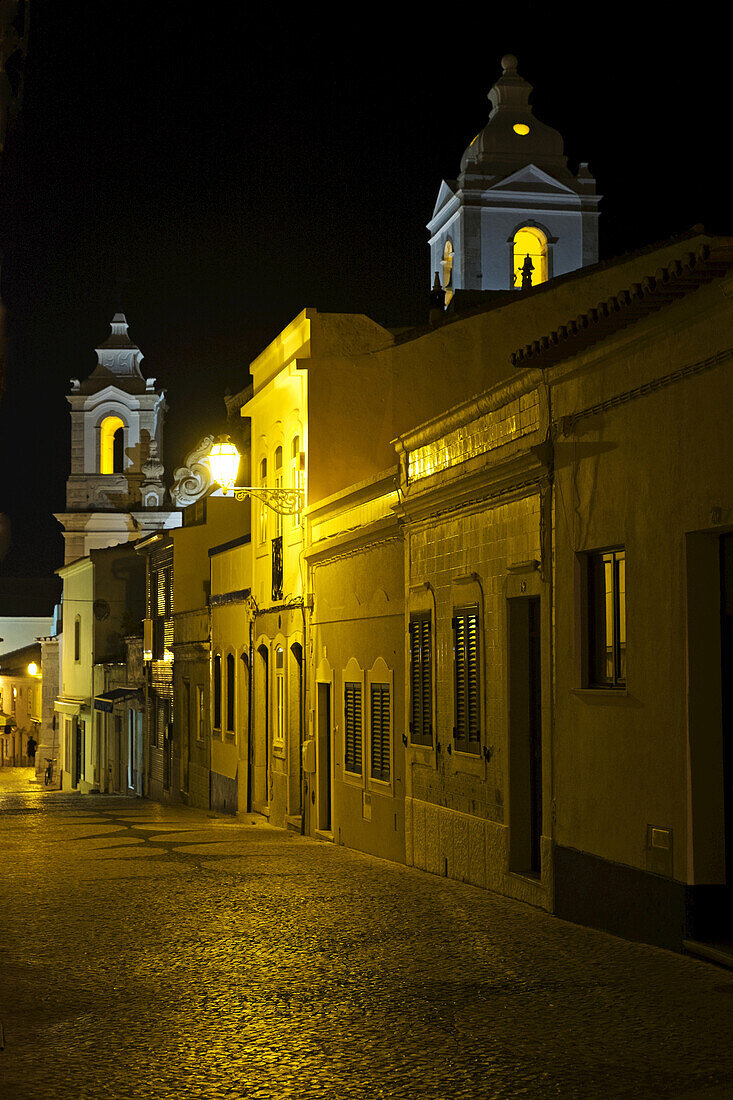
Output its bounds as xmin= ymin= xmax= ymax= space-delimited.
xmin=55 ymin=314 xmax=180 ymax=564
xmin=428 ymin=55 xmax=601 ymax=300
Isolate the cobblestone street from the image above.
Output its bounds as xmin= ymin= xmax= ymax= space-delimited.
xmin=0 ymin=769 xmax=731 ymax=1099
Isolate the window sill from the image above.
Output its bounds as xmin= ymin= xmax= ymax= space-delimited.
xmin=367 ymin=775 xmax=393 ymax=795
xmin=341 ymin=768 xmax=364 ymax=789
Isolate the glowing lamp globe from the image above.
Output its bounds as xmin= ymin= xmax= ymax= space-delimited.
xmin=27 ymin=662 xmax=39 ymax=677
xmin=208 ymin=437 xmax=240 ymax=494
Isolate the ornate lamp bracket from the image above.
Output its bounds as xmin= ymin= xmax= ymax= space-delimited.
xmin=230 ymin=487 xmax=303 ymax=516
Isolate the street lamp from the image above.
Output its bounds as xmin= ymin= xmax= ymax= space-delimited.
xmin=207 ymin=436 xmax=240 ymax=494
xmin=206 ymin=436 xmax=303 ymax=516
xmin=27 ymin=662 xmax=39 ymax=677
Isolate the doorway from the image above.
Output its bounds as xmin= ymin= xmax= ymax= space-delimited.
xmin=317 ymin=681 xmax=332 ymax=833
xmin=720 ymin=535 xmax=733 ymax=923
xmin=508 ymin=596 xmax=542 ymax=876
xmin=73 ymin=718 xmax=84 ymax=788
xmin=254 ymin=644 xmax=270 ymax=811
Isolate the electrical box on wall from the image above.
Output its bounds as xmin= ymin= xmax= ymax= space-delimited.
xmin=645 ymin=824 xmax=673 ymax=877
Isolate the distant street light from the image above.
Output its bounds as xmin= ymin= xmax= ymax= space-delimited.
xmin=27 ymin=663 xmax=39 ymax=677
xmin=206 ymin=436 xmax=303 ymax=516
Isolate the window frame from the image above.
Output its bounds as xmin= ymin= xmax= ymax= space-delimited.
xmin=369 ymin=681 xmax=391 ymax=784
xmin=196 ymin=685 xmax=205 ymax=741
xmin=273 ymin=644 xmax=285 ymax=748
xmin=212 ymin=654 xmax=222 ymax=732
xmin=586 ymin=547 xmax=626 ymax=689
xmin=225 ymin=652 xmax=235 ymax=734
xmin=343 ymin=679 xmax=363 ymax=779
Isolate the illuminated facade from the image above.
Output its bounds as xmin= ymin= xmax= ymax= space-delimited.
xmin=55 ymin=543 xmax=145 ymax=793
xmin=55 ymin=313 xmax=180 ymax=565
xmin=392 ymin=229 xmax=733 ymax=951
xmin=429 ymin=55 xmax=600 ymax=295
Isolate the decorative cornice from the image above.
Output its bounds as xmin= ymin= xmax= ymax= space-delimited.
xmin=510 ymin=241 xmax=733 ymax=370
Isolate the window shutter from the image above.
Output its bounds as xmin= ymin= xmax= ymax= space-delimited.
xmin=370 ymin=683 xmax=390 ymax=782
xmin=409 ymin=612 xmax=432 ymax=746
xmin=454 ymin=606 xmax=480 ymax=753
xmin=344 ymin=682 xmax=362 ymax=775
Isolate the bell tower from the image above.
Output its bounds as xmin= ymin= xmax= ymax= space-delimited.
xmin=55 ymin=314 xmax=179 ymax=564
xmin=428 ymin=55 xmax=601 ymax=300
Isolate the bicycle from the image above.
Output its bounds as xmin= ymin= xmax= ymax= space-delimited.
xmin=44 ymin=757 xmax=54 ymax=787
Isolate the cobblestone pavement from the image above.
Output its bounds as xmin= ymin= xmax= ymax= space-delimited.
xmin=0 ymin=769 xmax=732 ymax=1099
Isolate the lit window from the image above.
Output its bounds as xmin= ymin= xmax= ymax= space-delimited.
xmin=588 ymin=549 xmax=626 ymax=688
xmin=513 ymin=123 xmax=530 ymax=135
xmin=74 ymin=616 xmax=81 ymax=663
xmin=513 ymin=226 xmax=548 ymax=289
xmin=259 ymin=457 xmax=268 ymax=544
xmin=440 ymin=240 xmax=454 ymax=306
xmin=274 ymin=446 xmax=283 ymax=538
xmin=100 ymin=416 xmax=125 ymax=474
xmin=291 ymin=435 xmax=304 ymax=527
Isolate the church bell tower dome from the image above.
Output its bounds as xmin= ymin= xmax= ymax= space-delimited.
xmin=429 ymin=55 xmax=601 ymax=298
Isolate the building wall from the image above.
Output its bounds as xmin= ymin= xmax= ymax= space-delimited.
xmin=550 ymin=276 xmax=733 ymax=946
xmin=309 ymin=534 xmax=405 ymax=864
xmin=210 ymin=539 xmax=252 ymax=814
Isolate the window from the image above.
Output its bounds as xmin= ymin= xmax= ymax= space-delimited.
xmin=182 ymin=679 xmax=190 ymax=740
xmin=258 ymin=457 xmax=268 ymax=544
xmin=512 ymin=226 xmax=548 ymax=289
xmin=226 ymin=653 xmax=235 ymax=733
xmin=196 ymin=686 xmax=205 ymax=741
xmin=588 ymin=548 xmax=626 ymax=688
xmin=370 ymin=683 xmax=391 ymax=782
xmin=440 ymin=239 xmax=454 ymax=306
xmin=275 ymin=646 xmax=284 ymax=743
xmin=344 ymin=681 xmax=362 ymax=775
xmin=213 ymin=655 xmax=222 ymax=729
xmin=100 ymin=415 xmax=126 ymax=474
xmin=453 ymin=605 xmax=481 ymax=754
xmin=11 ymin=686 xmax=17 ymax=715
xmin=74 ymin=616 xmax=81 ymax=663
xmin=291 ymin=435 xmax=304 ymax=527
xmin=409 ymin=612 xmax=432 ymax=746
xmin=274 ymin=446 xmax=283 ymax=538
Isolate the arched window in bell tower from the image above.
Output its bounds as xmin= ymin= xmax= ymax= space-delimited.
xmin=100 ymin=416 xmax=126 ymax=474
xmin=512 ymin=226 xmax=548 ymax=290
xmin=441 ymin=240 xmax=454 ymax=305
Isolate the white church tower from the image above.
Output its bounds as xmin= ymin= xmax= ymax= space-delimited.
xmin=55 ymin=313 xmax=180 ymax=565
xmin=428 ymin=55 xmax=601 ymax=300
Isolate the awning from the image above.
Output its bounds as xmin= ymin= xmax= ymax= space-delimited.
xmin=94 ymin=688 xmax=144 ymax=713
xmin=54 ymin=698 xmax=88 ymax=715
xmin=0 ymin=711 xmax=17 ymax=730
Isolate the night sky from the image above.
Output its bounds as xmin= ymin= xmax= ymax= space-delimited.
xmin=0 ymin=5 xmax=726 ymax=577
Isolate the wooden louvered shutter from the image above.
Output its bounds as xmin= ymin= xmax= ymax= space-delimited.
xmin=454 ymin=606 xmax=480 ymax=754
xmin=409 ymin=613 xmax=432 ymax=746
xmin=370 ymin=683 xmax=390 ymax=782
xmin=344 ymin=682 xmax=362 ymax=775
